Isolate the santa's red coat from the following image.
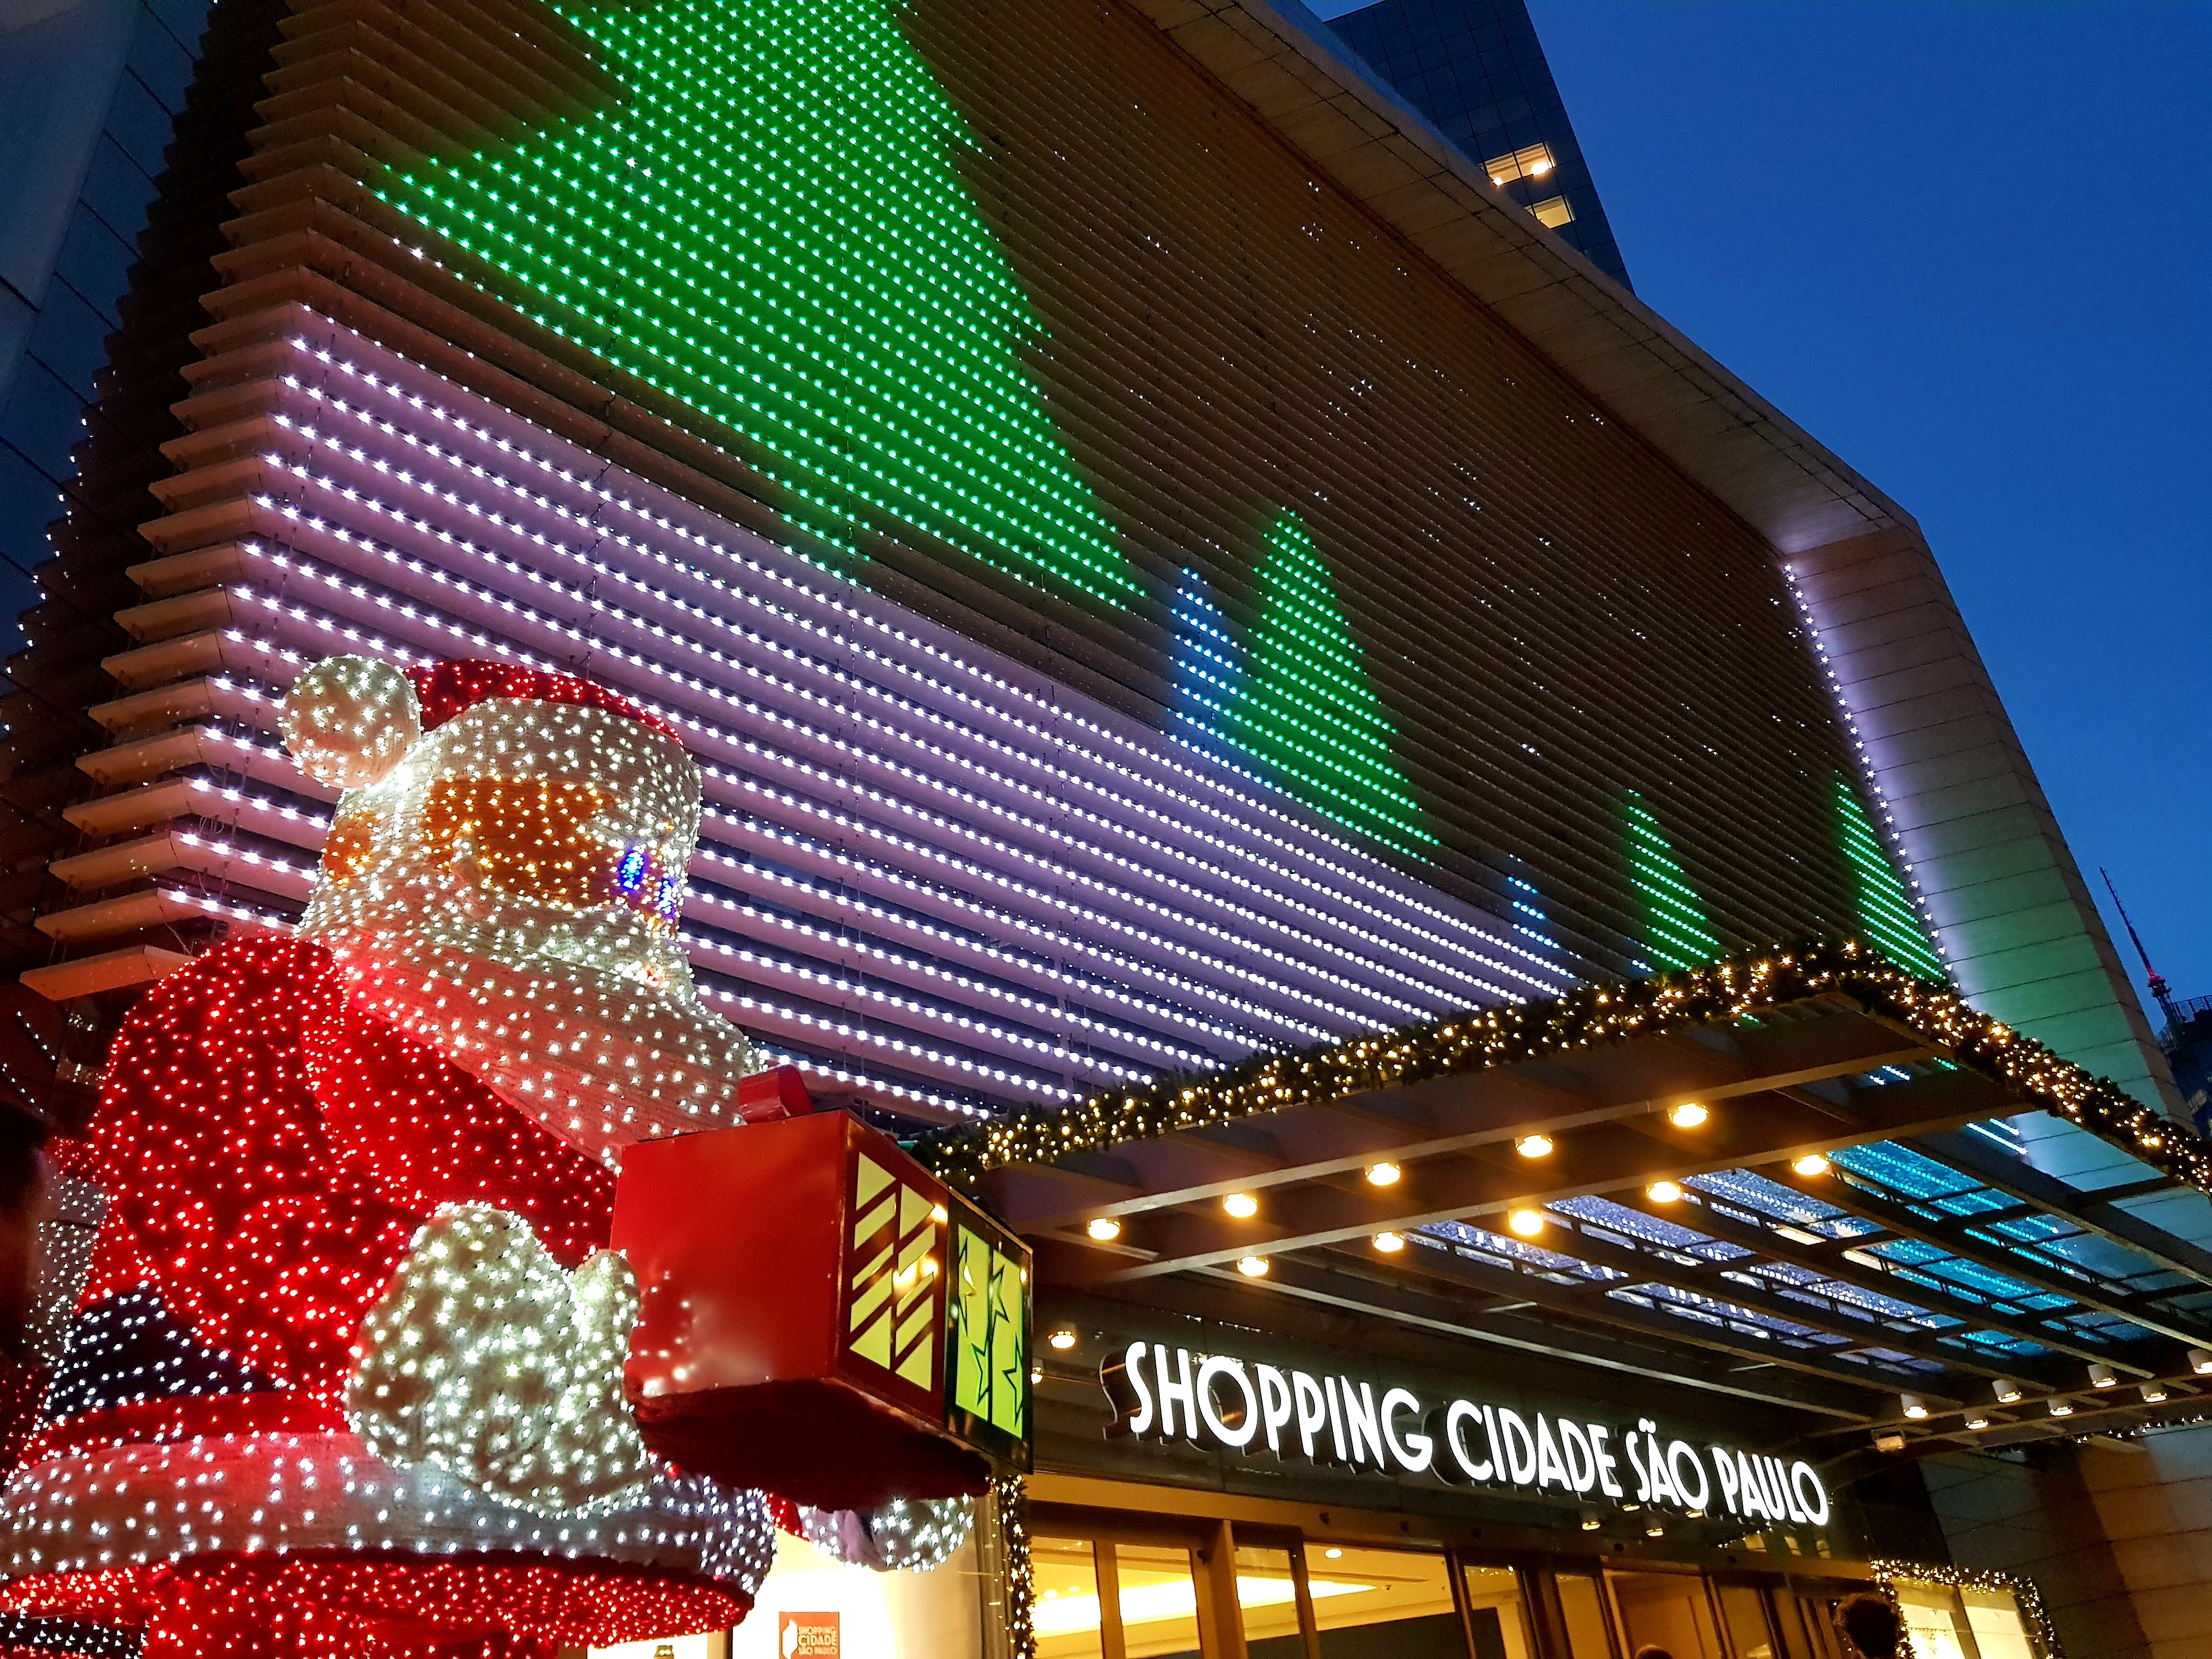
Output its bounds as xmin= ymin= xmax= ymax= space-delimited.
xmin=2 ymin=936 xmax=755 ymax=1655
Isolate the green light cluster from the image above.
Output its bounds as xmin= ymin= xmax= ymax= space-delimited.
xmin=1836 ymin=775 xmax=1946 ymax=981
xmin=377 ymin=0 xmax=1135 ymax=607
xmin=1625 ymin=791 xmax=1720 ymax=971
xmin=1222 ymin=513 xmax=1432 ymax=854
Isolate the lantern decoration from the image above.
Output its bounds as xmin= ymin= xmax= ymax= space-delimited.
xmin=0 ymin=654 xmax=988 ymax=1654
xmin=612 ymin=1111 xmax=1032 ymax=1511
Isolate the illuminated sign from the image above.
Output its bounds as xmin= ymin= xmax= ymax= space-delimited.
xmin=1103 ymin=1341 xmax=1831 ymax=1529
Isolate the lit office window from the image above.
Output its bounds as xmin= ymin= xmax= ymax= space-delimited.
xmin=1483 ymin=141 xmax=1558 ymax=185
xmin=1528 ymin=195 xmax=1576 ymax=229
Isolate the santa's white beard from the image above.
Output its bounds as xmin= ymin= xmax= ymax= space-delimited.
xmin=306 ymin=877 xmax=759 ymax=1170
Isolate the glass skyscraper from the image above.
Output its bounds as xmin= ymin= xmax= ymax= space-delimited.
xmin=1319 ymin=0 xmax=1632 ymax=287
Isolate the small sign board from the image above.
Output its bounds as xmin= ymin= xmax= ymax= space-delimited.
xmin=778 ymin=1611 xmax=840 ymax=1657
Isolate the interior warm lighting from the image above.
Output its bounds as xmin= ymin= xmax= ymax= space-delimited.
xmin=1372 ymin=1231 xmax=1406 ymax=1253
xmin=1667 ymin=1102 xmax=1709 ymax=1129
xmin=1482 ymin=140 xmax=1558 ymax=185
xmin=1236 ymin=1256 xmax=1271 ymax=1278
xmin=1222 ymin=1193 xmax=1260 ymax=1220
xmin=1323 ymin=1548 xmax=1343 ymax=1560
xmin=1507 ymin=1207 xmax=1545 ymax=1238
xmin=1515 ymin=1133 xmax=1554 ymax=1159
xmin=1365 ymin=1161 xmax=1402 ymax=1187
xmin=1086 ymin=1216 xmax=1122 ymax=1242
xmin=1527 ymin=195 xmax=1576 ymax=230
xmin=1030 ymin=1573 xmax=1371 ymax=1637
xmin=1791 ymin=1153 xmax=1831 ymax=1177
xmin=1048 ymin=1329 xmax=1077 ymax=1352
xmin=1993 ymin=1378 xmax=2024 ymax=1404
xmin=1646 ymin=1180 xmax=1684 ymax=1204
xmin=1900 ymin=1394 xmax=1928 ymax=1420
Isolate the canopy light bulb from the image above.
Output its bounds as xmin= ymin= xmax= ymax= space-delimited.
xmin=2141 ymin=1383 xmax=2169 ymax=1404
xmin=1646 ymin=1180 xmax=1684 ymax=1204
xmin=1667 ymin=1102 xmax=1709 ymax=1129
xmin=1579 ymin=1514 xmax=1601 ymax=1531
xmin=1373 ymin=1231 xmax=1406 ymax=1253
xmin=2191 ymin=1348 xmax=2212 ymax=1375
xmin=2089 ymin=1363 xmax=2118 ymax=1389
xmin=1644 ymin=1519 xmax=1664 ymax=1538
xmin=1047 ymin=1329 xmax=1077 ymax=1352
xmin=1086 ymin=1216 xmax=1122 ymax=1242
xmin=1515 ymin=1133 xmax=1554 ymax=1159
xmin=1993 ymin=1378 xmax=2023 ymax=1404
xmin=1791 ymin=1153 xmax=1830 ymax=1177
xmin=2047 ymin=1398 xmax=2074 ymax=1418
xmin=1365 ymin=1161 xmax=1402 ymax=1186
xmin=1507 ymin=1207 xmax=1545 ymax=1238
xmin=1964 ymin=1413 xmax=1991 ymax=1430
xmin=1900 ymin=1393 xmax=1928 ymax=1420
xmin=1222 ymin=1193 xmax=1259 ymax=1220
xmin=1237 ymin=1255 xmax=1271 ymax=1278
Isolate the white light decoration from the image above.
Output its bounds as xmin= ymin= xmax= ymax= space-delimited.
xmin=288 ymin=662 xmax=762 ymax=1165
xmin=346 ymin=1204 xmax=651 ymax=1516
xmin=0 ymin=1435 xmax=774 ymax=1592
xmin=280 ymin=654 xmax=425 ymax=789
xmin=797 ymin=1498 xmax=974 ymax=1573
xmin=44 ymin=313 xmax=1585 ymax=1126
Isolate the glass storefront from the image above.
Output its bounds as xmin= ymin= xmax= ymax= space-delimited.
xmin=1024 ymin=1481 xmax=1902 ymax=1659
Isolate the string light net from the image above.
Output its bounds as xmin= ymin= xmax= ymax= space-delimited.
xmin=377 ymin=0 xmax=1135 ymax=608
xmin=1624 ymin=790 xmax=1722 ymax=972
xmin=1222 ymin=512 xmax=1431 ymax=854
xmin=1834 ymin=775 xmax=1946 ymax=982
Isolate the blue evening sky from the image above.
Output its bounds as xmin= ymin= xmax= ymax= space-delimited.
xmin=1314 ymin=0 xmax=2212 ymax=1023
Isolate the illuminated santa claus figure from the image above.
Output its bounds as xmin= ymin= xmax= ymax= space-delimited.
xmin=0 ymin=657 xmax=786 ymax=1656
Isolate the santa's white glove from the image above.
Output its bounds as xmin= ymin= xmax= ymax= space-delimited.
xmin=347 ymin=1203 xmax=652 ymax=1515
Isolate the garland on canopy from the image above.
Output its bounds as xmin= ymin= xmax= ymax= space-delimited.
xmin=916 ymin=936 xmax=2205 ymax=1194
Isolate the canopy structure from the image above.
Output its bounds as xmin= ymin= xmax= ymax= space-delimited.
xmin=922 ymin=941 xmax=2212 ymax=1455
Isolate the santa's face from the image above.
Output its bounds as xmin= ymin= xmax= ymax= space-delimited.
xmin=299 ymin=695 xmax=758 ymax=1165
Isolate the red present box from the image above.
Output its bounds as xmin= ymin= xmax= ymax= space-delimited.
xmin=611 ymin=1109 xmax=1030 ymax=1510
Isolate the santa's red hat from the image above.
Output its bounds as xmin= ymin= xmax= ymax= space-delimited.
xmin=283 ymin=655 xmax=682 ymax=791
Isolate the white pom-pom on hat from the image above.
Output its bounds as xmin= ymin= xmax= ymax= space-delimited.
xmin=282 ymin=656 xmax=423 ymax=789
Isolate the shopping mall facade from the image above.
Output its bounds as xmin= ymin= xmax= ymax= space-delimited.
xmin=2 ymin=2 xmax=2208 ymax=1657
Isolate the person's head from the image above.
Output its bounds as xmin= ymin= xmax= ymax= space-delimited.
xmin=1835 ymin=1592 xmax=1905 ymax=1659
xmin=1631 ymin=1646 xmax=1675 ymax=1659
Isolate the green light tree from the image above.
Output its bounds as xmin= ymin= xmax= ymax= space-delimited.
xmin=378 ymin=0 xmax=1134 ymax=607
xmin=1835 ymin=775 xmax=1946 ymax=980
xmin=1624 ymin=791 xmax=1721 ymax=972
xmin=1223 ymin=513 xmax=1431 ymax=854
